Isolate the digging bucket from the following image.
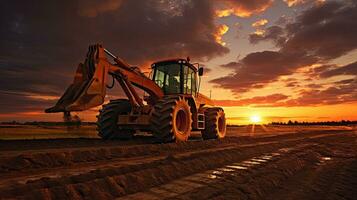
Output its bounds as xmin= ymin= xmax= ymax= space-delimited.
xmin=45 ymin=44 xmax=108 ymax=113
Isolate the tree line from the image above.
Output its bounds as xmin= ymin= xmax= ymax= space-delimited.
xmin=269 ymin=120 xmax=357 ymax=126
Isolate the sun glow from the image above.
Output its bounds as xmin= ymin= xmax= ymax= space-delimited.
xmin=249 ymin=115 xmax=262 ymax=124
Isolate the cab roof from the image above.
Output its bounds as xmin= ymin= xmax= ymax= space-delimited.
xmin=151 ymin=58 xmax=198 ymax=71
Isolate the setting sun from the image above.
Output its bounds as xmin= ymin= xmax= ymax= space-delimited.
xmin=249 ymin=115 xmax=262 ymax=124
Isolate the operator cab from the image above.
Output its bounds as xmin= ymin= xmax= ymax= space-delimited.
xmin=151 ymin=59 xmax=203 ymax=95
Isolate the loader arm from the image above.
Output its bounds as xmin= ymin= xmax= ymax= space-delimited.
xmin=45 ymin=44 xmax=163 ymax=113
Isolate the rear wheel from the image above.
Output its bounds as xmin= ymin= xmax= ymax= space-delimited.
xmin=150 ymin=96 xmax=192 ymax=142
xmin=201 ymin=107 xmax=226 ymax=139
xmin=97 ymin=99 xmax=134 ymax=139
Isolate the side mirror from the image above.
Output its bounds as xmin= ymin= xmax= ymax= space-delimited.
xmin=198 ymin=67 xmax=204 ymax=76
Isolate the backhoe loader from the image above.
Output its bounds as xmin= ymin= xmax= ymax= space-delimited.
xmin=46 ymin=44 xmax=226 ymax=142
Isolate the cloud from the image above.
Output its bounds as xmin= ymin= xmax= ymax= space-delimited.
xmin=334 ymin=79 xmax=355 ymax=85
xmin=0 ymin=92 xmax=56 ymax=114
xmin=212 ymin=0 xmax=357 ymax=105
xmin=0 ymin=0 xmax=230 ymax=117
xmin=250 ymin=1 xmax=357 ymax=59
xmin=216 ymin=0 xmax=273 ymax=18
xmin=214 ymin=93 xmax=289 ymax=106
xmin=264 ymin=76 xmax=356 ymax=107
xmin=320 ymin=61 xmax=357 ymax=78
xmin=211 ymin=51 xmax=316 ymax=94
xmin=285 ymin=81 xmax=300 ymax=88
xmin=283 ymin=0 xmax=326 ymax=7
xmin=78 ymin=0 xmax=124 ymax=17
xmin=305 ymin=83 xmax=322 ymax=89
xmin=252 ymin=19 xmax=268 ymax=27
xmin=282 ymin=1 xmax=357 ymax=59
xmin=0 ymin=61 xmax=71 ymax=96
xmin=214 ymin=24 xmax=230 ymax=46
xmin=275 ymin=15 xmax=291 ymax=26
xmin=249 ymin=25 xmax=286 ymax=45
xmin=217 ymin=78 xmax=357 ymax=107
xmin=1 ymin=0 xmax=230 ymax=65
xmin=220 ymin=61 xmax=240 ymax=68
xmin=281 ymin=82 xmax=357 ymax=106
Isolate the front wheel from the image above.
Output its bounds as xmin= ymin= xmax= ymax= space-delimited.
xmin=201 ymin=107 xmax=226 ymax=139
xmin=96 ymin=99 xmax=134 ymax=139
xmin=150 ymin=96 xmax=192 ymax=143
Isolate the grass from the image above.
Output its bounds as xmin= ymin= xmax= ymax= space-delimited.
xmin=0 ymin=125 xmax=98 ymax=140
xmin=0 ymin=124 xmax=353 ymax=140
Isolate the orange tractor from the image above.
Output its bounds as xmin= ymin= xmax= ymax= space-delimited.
xmin=46 ymin=44 xmax=226 ymax=142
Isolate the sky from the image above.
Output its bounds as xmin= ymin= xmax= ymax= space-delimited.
xmin=0 ymin=0 xmax=356 ymax=124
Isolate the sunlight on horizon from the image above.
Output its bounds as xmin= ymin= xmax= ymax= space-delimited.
xmin=250 ymin=114 xmax=262 ymax=124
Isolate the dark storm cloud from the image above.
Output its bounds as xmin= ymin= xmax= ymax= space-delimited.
xmin=285 ymin=81 xmax=300 ymax=88
xmin=211 ymin=1 xmax=357 ymax=105
xmin=218 ymin=79 xmax=357 ymax=107
xmin=1 ymin=0 xmax=230 ymax=64
xmin=249 ymin=26 xmax=286 ymax=46
xmin=320 ymin=61 xmax=357 ymax=78
xmin=211 ymin=51 xmax=316 ymax=93
xmin=334 ymin=79 xmax=355 ymax=85
xmin=220 ymin=61 xmax=240 ymax=68
xmin=250 ymin=0 xmax=357 ymax=56
xmin=0 ymin=0 xmax=230 ymax=114
xmin=283 ymin=0 xmax=357 ymax=59
xmin=279 ymin=81 xmax=357 ymax=106
xmin=255 ymin=76 xmax=357 ymax=107
xmin=284 ymin=60 xmax=357 ymax=106
xmin=0 ymin=60 xmax=72 ymax=96
xmin=0 ymin=92 xmax=56 ymax=114
xmin=77 ymin=0 xmax=124 ymax=17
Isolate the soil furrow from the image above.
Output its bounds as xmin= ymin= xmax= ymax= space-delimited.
xmin=0 ymin=128 xmax=355 ymax=200
xmin=0 ymin=132 xmax=346 ymax=199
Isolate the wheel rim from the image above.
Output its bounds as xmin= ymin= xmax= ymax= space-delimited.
xmin=218 ymin=116 xmax=224 ymax=132
xmin=176 ymin=109 xmax=188 ymax=134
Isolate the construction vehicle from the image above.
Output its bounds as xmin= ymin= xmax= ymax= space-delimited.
xmin=45 ymin=44 xmax=226 ymax=142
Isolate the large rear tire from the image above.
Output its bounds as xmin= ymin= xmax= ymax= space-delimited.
xmin=97 ymin=99 xmax=134 ymax=139
xmin=150 ymin=96 xmax=192 ymax=143
xmin=202 ymin=107 xmax=226 ymax=140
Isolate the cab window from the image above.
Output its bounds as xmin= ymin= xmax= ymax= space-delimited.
xmin=153 ymin=63 xmax=181 ymax=94
xmin=183 ymin=65 xmax=196 ymax=95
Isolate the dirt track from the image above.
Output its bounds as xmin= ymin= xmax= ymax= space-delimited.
xmin=0 ymin=127 xmax=356 ymax=199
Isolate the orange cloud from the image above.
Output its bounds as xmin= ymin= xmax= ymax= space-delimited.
xmin=252 ymin=19 xmax=268 ymax=27
xmin=283 ymin=0 xmax=325 ymax=7
xmin=78 ymin=0 xmax=123 ymax=17
xmin=26 ymin=94 xmax=59 ymax=101
xmin=216 ymin=0 xmax=273 ymax=18
xmin=214 ymin=24 xmax=230 ymax=46
xmin=214 ymin=94 xmax=289 ymax=106
xmin=214 ymin=1 xmax=357 ymax=99
xmin=253 ymin=29 xmax=265 ymax=36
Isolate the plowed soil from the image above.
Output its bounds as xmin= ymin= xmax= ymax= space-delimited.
xmin=0 ymin=126 xmax=356 ymax=199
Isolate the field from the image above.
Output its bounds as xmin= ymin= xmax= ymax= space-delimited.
xmin=0 ymin=125 xmax=356 ymax=199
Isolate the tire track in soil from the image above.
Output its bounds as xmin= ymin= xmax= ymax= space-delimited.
xmin=0 ymin=141 xmax=294 ymax=199
xmin=0 ymin=130 xmax=347 ymax=175
xmin=0 ymin=132 xmax=350 ymax=199
xmin=0 ymin=131 xmax=340 ymax=184
xmin=263 ymin=134 xmax=357 ymax=200
xmin=118 ymin=145 xmax=307 ymax=200
xmin=142 ymin=133 xmax=356 ymax=200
